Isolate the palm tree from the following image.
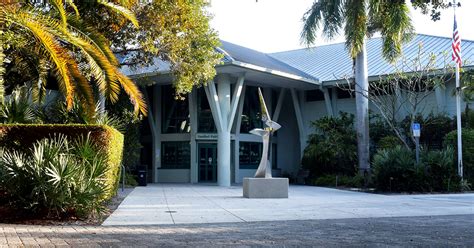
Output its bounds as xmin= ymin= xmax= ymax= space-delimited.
xmin=0 ymin=0 xmax=146 ymax=116
xmin=301 ymin=0 xmax=413 ymax=175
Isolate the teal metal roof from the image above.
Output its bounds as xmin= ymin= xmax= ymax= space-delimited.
xmin=119 ymin=40 xmax=318 ymax=82
xmin=270 ymin=34 xmax=474 ymax=83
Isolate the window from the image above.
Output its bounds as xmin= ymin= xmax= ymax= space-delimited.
xmin=161 ymin=142 xmax=190 ymax=169
xmin=161 ymin=85 xmax=190 ymax=133
xmin=337 ymin=88 xmax=353 ymax=99
xmin=306 ymin=89 xmax=325 ymax=102
xmin=240 ymin=86 xmax=263 ymax=133
xmin=239 ymin=142 xmax=262 ymax=169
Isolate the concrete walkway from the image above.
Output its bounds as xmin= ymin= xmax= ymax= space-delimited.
xmin=103 ymin=184 xmax=474 ymax=226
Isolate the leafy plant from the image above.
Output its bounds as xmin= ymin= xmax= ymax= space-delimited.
xmin=373 ymin=146 xmax=462 ymax=192
xmin=0 ymin=87 xmax=36 ymax=124
xmin=372 ymin=146 xmax=418 ymax=192
xmin=0 ymin=134 xmax=109 ymax=218
xmin=402 ymin=113 xmax=454 ymax=149
xmin=444 ymin=129 xmax=474 ymax=185
xmin=0 ymin=1 xmax=146 ymax=115
xmin=302 ymin=112 xmax=357 ymax=178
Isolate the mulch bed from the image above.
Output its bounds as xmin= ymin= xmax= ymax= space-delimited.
xmin=0 ymin=188 xmax=133 ymax=226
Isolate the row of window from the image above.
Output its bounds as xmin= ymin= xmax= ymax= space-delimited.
xmin=160 ymin=141 xmax=276 ymax=169
xmin=161 ymin=85 xmax=268 ymax=134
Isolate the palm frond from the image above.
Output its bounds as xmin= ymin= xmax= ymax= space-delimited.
xmin=0 ymin=43 xmax=5 ymax=105
xmin=2 ymin=8 xmax=76 ymax=108
xmin=66 ymin=60 xmax=95 ymax=117
xmin=116 ymin=72 xmax=147 ymax=116
xmin=65 ymin=0 xmax=80 ymax=17
xmin=344 ymin=0 xmax=367 ymax=58
xmin=301 ymin=0 xmax=345 ymax=46
xmin=379 ymin=2 xmax=414 ymax=63
xmin=301 ymin=1 xmax=323 ymax=46
xmin=49 ymin=0 xmax=68 ymax=29
xmin=32 ymin=59 xmax=49 ymax=103
xmin=97 ymin=0 xmax=139 ymax=27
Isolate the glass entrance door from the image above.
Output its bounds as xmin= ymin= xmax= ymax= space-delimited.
xmin=198 ymin=143 xmax=217 ymax=182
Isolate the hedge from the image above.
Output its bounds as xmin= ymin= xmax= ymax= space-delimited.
xmin=444 ymin=128 xmax=474 ymax=184
xmin=0 ymin=124 xmax=124 ymax=200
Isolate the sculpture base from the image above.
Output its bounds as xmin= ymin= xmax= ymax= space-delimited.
xmin=243 ymin=177 xmax=289 ymax=198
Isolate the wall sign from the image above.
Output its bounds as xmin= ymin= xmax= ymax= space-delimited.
xmin=195 ymin=133 xmax=235 ymax=140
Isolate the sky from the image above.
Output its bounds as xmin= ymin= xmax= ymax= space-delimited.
xmin=208 ymin=0 xmax=474 ymax=53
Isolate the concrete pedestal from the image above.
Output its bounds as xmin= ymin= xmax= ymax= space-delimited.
xmin=243 ymin=178 xmax=289 ymax=198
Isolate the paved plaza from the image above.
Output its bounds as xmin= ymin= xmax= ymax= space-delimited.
xmin=1 ymin=184 xmax=473 ymax=247
xmin=103 ymin=184 xmax=474 ymax=225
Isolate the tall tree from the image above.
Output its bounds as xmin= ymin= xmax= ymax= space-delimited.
xmin=301 ymin=0 xmax=414 ymax=175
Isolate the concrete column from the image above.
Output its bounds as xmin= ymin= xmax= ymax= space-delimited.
xmin=290 ymin=88 xmax=307 ymax=159
xmin=322 ymin=87 xmax=334 ymax=116
xmin=331 ymin=87 xmax=338 ymax=116
xmin=189 ymin=90 xmax=198 ymax=183
xmin=152 ymin=85 xmax=162 ymax=182
xmin=217 ymin=74 xmax=232 ymax=187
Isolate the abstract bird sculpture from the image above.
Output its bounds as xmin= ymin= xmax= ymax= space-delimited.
xmin=250 ymin=88 xmax=281 ymax=178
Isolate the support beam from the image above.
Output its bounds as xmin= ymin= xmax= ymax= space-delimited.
xmin=228 ymin=74 xmax=245 ymax=132
xmin=331 ymin=87 xmax=338 ymax=116
xmin=273 ymin=88 xmax=286 ymax=122
xmin=291 ymin=88 xmax=307 ymax=159
xmin=322 ymin=88 xmax=334 ymax=116
xmin=216 ymin=74 xmax=231 ymax=187
xmin=204 ymin=81 xmax=224 ymax=132
xmin=188 ymin=90 xmax=198 ymax=183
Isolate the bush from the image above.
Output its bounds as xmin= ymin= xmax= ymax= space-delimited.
xmin=377 ymin=136 xmax=403 ymax=150
xmin=401 ymin=113 xmax=454 ymax=149
xmin=0 ymin=124 xmax=123 ymax=199
xmin=302 ymin=112 xmax=357 ymax=178
xmin=372 ymin=146 xmax=462 ymax=192
xmin=444 ymin=128 xmax=474 ymax=184
xmin=0 ymin=135 xmax=109 ymax=217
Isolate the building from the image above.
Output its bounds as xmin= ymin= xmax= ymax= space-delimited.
xmin=120 ymin=34 xmax=474 ymax=185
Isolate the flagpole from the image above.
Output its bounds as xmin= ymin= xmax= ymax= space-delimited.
xmin=456 ymin=63 xmax=463 ymax=179
xmin=452 ymin=0 xmax=463 ymax=179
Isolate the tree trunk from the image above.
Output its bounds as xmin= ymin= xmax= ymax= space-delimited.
xmin=354 ymin=39 xmax=370 ymax=176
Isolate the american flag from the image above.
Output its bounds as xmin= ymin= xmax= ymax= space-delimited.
xmin=452 ymin=15 xmax=462 ymax=66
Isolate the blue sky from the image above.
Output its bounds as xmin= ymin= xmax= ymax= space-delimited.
xmin=209 ymin=0 xmax=474 ymax=53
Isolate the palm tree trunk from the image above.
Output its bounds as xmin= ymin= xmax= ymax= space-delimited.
xmin=354 ymin=39 xmax=370 ymax=176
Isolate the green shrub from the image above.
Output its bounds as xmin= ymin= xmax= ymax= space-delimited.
xmin=302 ymin=112 xmax=357 ymax=178
xmin=373 ymin=146 xmax=462 ymax=192
xmin=402 ymin=113 xmax=454 ymax=149
xmin=444 ymin=129 xmax=474 ymax=184
xmin=377 ymin=136 xmax=403 ymax=150
xmin=372 ymin=146 xmax=422 ymax=192
xmin=422 ymin=147 xmax=461 ymax=192
xmin=0 ymin=135 xmax=109 ymax=217
xmin=0 ymin=124 xmax=123 ymax=199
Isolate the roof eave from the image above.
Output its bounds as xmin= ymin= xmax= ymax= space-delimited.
xmin=227 ymin=61 xmax=320 ymax=85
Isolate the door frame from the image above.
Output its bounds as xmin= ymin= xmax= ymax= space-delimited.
xmin=197 ymin=142 xmax=218 ymax=183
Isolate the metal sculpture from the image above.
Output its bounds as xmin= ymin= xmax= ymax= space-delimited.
xmin=250 ymin=88 xmax=281 ymax=178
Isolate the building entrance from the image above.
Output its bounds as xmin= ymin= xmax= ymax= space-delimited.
xmin=198 ymin=143 xmax=217 ymax=182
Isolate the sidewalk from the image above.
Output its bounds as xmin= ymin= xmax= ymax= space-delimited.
xmin=103 ymin=184 xmax=474 ymax=226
